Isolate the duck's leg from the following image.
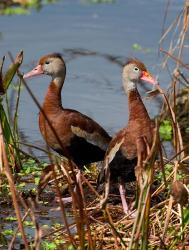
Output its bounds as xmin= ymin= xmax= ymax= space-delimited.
xmin=75 ymin=170 xmax=84 ymax=200
xmin=119 ymin=179 xmax=129 ymax=214
xmin=100 ymin=165 xmax=110 ymax=209
xmin=60 ymin=196 xmax=72 ymax=204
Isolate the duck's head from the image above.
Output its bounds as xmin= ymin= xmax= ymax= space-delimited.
xmin=23 ymin=53 xmax=66 ymax=80
xmin=122 ymin=58 xmax=158 ymax=93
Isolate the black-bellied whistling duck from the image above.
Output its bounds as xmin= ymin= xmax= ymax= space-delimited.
xmin=99 ymin=58 xmax=158 ymax=214
xmin=23 ymin=53 xmax=111 ymax=169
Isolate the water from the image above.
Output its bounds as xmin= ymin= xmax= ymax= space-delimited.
xmin=0 ymin=0 xmax=186 ymax=158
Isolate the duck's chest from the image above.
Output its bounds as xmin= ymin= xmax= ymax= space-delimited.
xmin=121 ymin=119 xmax=154 ymax=159
xmin=38 ymin=111 xmax=73 ymax=147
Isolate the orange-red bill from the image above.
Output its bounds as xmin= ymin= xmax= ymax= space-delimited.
xmin=23 ymin=64 xmax=44 ymax=79
xmin=140 ymin=71 xmax=158 ymax=85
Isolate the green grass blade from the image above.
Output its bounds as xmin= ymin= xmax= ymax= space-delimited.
xmin=3 ymin=51 xmax=23 ymax=93
xmin=0 ymin=56 xmax=5 ymax=94
xmin=0 ymin=103 xmax=14 ymax=144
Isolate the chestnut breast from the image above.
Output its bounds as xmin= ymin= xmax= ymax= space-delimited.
xmin=39 ymin=109 xmax=111 ymax=151
xmin=39 ymin=110 xmax=73 ymax=149
xmin=120 ymin=119 xmax=155 ymax=159
xmin=106 ymin=118 xmax=154 ymax=162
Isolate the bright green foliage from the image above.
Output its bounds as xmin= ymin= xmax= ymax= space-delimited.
xmin=52 ymin=223 xmax=62 ymax=229
xmin=4 ymin=216 xmax=17 ymax=222
xmin=132 ymin=43 xmax=142 ymax=51
xmin=159 ymin=120 xmax=173 ymax=141
xmin=183 ymin=206 xmax=189 ymax=225
xmin=169 ymin=205 xmax=189 ymax=249
xmin=23 ymin=221 xmax=34 ymax=227
xmin=156 ymin=164 xmax=172 ymax=183
xmin=2 ymin=229 xmax=14 ymax=236
xmin=34 ymin=176 xmax=40 ymax=185
xmin=0 ymin=7 xmax=29 ymax=15
xmin=0 ymin=0 xmax=58 ymax=15
xmin=0 ymin=104 xmax=14 ymax=144
xmin=132 ymin=43 xmax=151 ymax=53
xmin=21 ymin=158 xmax=48 ymax=174
xmin=41 ymin=241 xmax=57 ymax=250
xmin=54 ymin=239 xmax=65 ymax=245
xmin=17 ymin=182 xmax=26 ymax=188
xmin=22 ymin=159 xmax=41 ymax=174
xmin=40 ymin=234 xmax=66 ymax=249
xmin=68 ymin=244 xmax=76 ymax=250
xmin=2 ymin=51 xmax=23 ymax=93
xmin=0 ymin=232 xmax=7 ymax=247
xmin=0 ymin=51 xmax=23 ymax=169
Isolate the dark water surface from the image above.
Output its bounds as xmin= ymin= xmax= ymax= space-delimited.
xmin=0 ymin=0 xmax=185 ymax=158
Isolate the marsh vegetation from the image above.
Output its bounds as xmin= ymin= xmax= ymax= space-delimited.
xmin=0 ymin=1 xmax=189 ymax=249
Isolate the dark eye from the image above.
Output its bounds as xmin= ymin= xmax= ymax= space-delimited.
xmin=134 ymin=67 xmax=139 ymax=72
xmin=45 ymin=61 xmax=50 ymax=65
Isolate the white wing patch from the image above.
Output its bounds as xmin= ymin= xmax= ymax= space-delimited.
xmin=104 ymin=138 xmax=124 ymax=168
xmin=71 ymin=125 xmax=108 ymax=151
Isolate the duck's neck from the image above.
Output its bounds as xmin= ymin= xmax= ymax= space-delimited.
xmin=128 ymin=89 xmax=150 ymax=122
xmin=42 ymin=77 xmax=64 ymax=114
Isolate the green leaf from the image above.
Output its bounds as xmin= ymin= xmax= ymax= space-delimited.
xmin=132 ymin=43 xmax=151 ymax=53
xmin=2 ymin=229 xmax=14 ymax=236
xmin=5 ymin=216 xmax=17 ymax=222
xmin=0 ymin=103 xmax=14 ymax=144
xmin=132 ymin=43 xmax=142 ymax=51
xmin=3 ymin=51 xmax=23 ymax=93
xmin=68 ymin=244 xmax=76 ymax=250
xmin=41 ymin=241 xmax=57 ymax=250
xmin=0 ymin=56 xmax=5 ymax=94
xmin=17 ymin=182 xmax=26 ymax=188
xmin=0 ymin=7 xmax=29 ymax=15
xmin=23 ymin=221 xmax=34 ymax=227
xmin=183 ymin=206 xmax=189 ymax=224
xmin=159 ymin=120 xmax=173 ymax=141
xmin=34 ymin=177 xmax=40 ymax=185
xmin=0 ymin=102 xmax=22 ymax=166
xmin=0 ymin=232 xmax=7 ymax=246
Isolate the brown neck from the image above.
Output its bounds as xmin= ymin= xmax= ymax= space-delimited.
xmin=128 ymin=89 xmax=150 ymax=122
xmin=42 ymin=80 xmax=63 ymax=114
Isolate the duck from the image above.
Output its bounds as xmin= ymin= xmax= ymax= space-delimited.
xmin=23 ymin=53 xmax=111 ymax=169
xmin=98 ymin=58 xmax=158 ymax=214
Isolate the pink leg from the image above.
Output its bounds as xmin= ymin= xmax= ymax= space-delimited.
xmin=59 ymin=196 xmax=72 ymax=204
xmin=74 ymin=170 xmax=84 ymax=200
xmin=119 ymin=182 xmax=129 ymax=214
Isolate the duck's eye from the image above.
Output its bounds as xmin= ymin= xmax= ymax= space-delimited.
xmin=133 ymin=67 xmax=139 ymax=72
xmin=45 ymin=61 xmax=50 ymax=65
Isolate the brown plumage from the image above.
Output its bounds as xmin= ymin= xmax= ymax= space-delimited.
xmin=24 ymin=53 xmax=111 ymax=168
xmin=99 ymin=58 xmax=158 ymax=214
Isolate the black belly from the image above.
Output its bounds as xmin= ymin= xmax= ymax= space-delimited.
xmin=53 ymin=135 xmax=106 ymax=168
xmin=109 ymin=150 xmax=137 ymax=182
xmin=97 ymin=150 xmax=137 ymax=194
xmin=97 ymin=150 xmax=137 ymax=187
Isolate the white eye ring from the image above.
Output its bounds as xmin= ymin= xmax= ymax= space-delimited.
xmin=133 ymin=67 xmax=139 ymax=72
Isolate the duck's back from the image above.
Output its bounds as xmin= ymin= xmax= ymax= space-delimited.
xmin=39 ymin=108 xmax=111 ymax=167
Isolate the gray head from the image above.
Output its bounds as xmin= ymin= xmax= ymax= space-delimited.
xmin=122 ymin=58 xmax=157 ymax=93
xmin=23 ymin=53 xmax=66 ymax=81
